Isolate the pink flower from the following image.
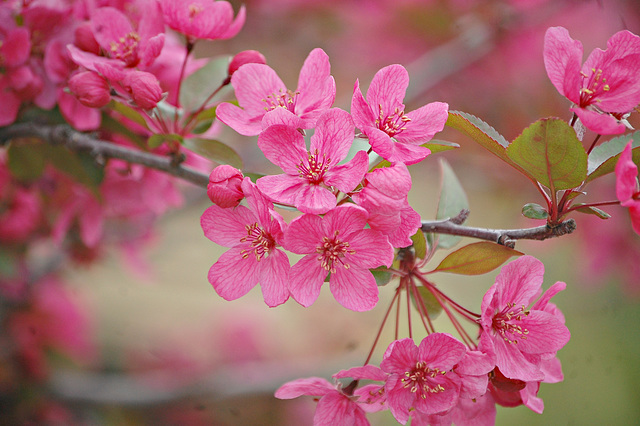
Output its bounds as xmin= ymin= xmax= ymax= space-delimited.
xmin=479 ymin=256 xmax=570 ymax=382
xmin=283 ymin=204 xmax=394 ymax=311
xmin=256 ymin=108 xmax=369 ymax=214
xmin=275 ymin=377 xmax=370 ymax=426
xmin=544 ymin=27 xmax=640 ymax=134
xmin=216 ymin=48 xmax=336 ymax=136
xmin=380 ymin=334 xmax=466 ymax=424
xmin=207 ymin=165 xmax=244 ymax=208
xmin=615 ymin=141 xmax=640 ymax=235
xmin=201 ymin=179 xmax=290 ymax=307
xmin=160 ymin=0 xmax=245 ymax=41
xmin=351 ymin=64 xmax=449 ymax=165
xmin=68 ymin=71 xmax=111 ymax=108
xmin=352 ymin=163 xmax=421 ymax=248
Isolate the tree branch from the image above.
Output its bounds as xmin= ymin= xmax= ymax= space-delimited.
xmin=421 ymin=210 xmax=576 ymax=248
xmin=0 ymin=123 xmax=210 ymax=189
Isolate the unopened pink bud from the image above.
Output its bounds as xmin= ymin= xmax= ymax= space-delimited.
xmin=228 ymin=50 xmax=266 ymax=77
xmin=74 ymin=23 xmax=100 ymax=55
xmin=122 ymin=71 xmax=163 ymax=110
xmin=68 ymin=71 xmax=111 ymax=108
xmin=207 ymin=165 xmax=244 ymax=208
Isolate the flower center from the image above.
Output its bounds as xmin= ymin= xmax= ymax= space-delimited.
xmin=492 ymin=302 xmax=530 ymax=344
xmin=109 ymin=32 xmax=140 ymax=67
xmin=401 ymin=361 xmax=446 ymax=398
xmin=297 ymin=149 xmax=331 ymax=185
xmin=375 ymin=105 xmax=411 ymax=137
xmin=262 ymin=89 xmax=299 ymax=113
xmin=316 ymin=230 xmax=355 ymax=273
xmin=240 ymin=223 xmax=275 ymax=261
xmin=579 ymin=67 xmax=611 ymax=107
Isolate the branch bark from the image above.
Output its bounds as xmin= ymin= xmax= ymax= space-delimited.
xmin=421 ymin=210 xmax=576 ymax=248
xmin=0 ymin=122 xmax=210 ymax=189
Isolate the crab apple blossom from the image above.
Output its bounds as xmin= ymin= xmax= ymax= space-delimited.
xmin=351 ymin=64 xmax=449 ymax=165
xmin=257 ymin=108 xmax=369 ymax=214
xmin=160 ymin=0 xmax=246 ymax=41
xmin=479 ymin=256 xmax=570 ymax=383
xmin=615 ymin=142 xmax=640 ymax=235
xmin=228 ymin=50 xmax=267 ymax=77
xmin=380 ymin=334 xmax=467 ymax=424
xmin=216 ymin=48 xmax=336 ymax=136
xmin=544 ymin=26 xmax=640 ymax=134
xmin=121 ymin=70 xmax=164 ymax=109
xmin=283 ymin=204 xmax=393 ymax=311
xmin=68 ymin=71 xmax=111 ymax=108
xmin=201 ymin=178 xmax=290 ymax=307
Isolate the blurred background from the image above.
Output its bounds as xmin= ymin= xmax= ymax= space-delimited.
xmin=3 ymin=0 xmax=640 ymax=424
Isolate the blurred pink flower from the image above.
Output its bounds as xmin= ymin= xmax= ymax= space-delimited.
xmin=201 ymin=179 xmax=290 ymax=307
xmin=615 ymin=141 xmax=640 ymax=235
xmin=216 ymin=48 xmax=336 ymax=136
xmin=351 ymin=64 xmax=448 ymax=165
xmin=160 ymin=0 xmax=245 ymax=41
xmin=544 ymin=26 xmax=640 ymax=134
xmin=283 ymin=204 xmax=394 ymax=311
xmin=257 ymin=108 xmax=369 ymax=214
xmin=479 ymin=256 xmax=570 ymax=382
xmin=207 ymin=165 xmax=244 ymax=208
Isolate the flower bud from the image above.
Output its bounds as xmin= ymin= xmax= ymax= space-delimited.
xmin=68 ymin=71 xmax=111 ymax=108
xmin=207 ymin=165 xmax=244 ymax=208
xmin=122 ymin=71 xmax=163 ymax=110
xmin=228 ymin=50 xmax=266 ymax=77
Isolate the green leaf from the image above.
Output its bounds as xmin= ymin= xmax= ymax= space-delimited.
xmin=586 ymin=131 xmax=640 ymax=182
xmin=574 ymin=205 xmax=611 ymax=219
xmin=506 ymin=118 xmax=587 ymax=191
xmin=7 ymin=139 xmax=47 ymax=182
xmin=372 ymin=267 xmax=393 ymax=286
xmin=244 ymin=172 xmax=265 ymax=183
xmin=410 ymin=230 xmax=427 ymax=260
xmin=431 ymin=242 xmax=523 ymax=275
xmin=522 ymin=203 xmax=549 ymax=220
xmin=109 ymin=100 xmax=149 ymax=130
xmin=183 ymin=137 xmax=243 ymax=168
xmin=410 ymin=286 xmax=442 ymax=319
xmin=179 ymin=56 xmax=232 ymax=112
xmin=445 ymin=111 xmax=513 ymax=165
xmin=422 ymin=139 xmax=460 ymax=154
xmin=148 ymin=133 xmax=183 ymax=149
xmin=189 ymin=107 xmax=217 ymax=135
xmin=435 ymin=159 xmax=469 ymax=249
xmin=101 ymin=113 xmax=146 ymax=149
xmin=46 ymin=145 xmax=104 ymax=191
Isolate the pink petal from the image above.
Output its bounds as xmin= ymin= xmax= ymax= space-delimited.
xmin=208 ymin=248 xmax=261 ymax=301
xmin=57 ymin=89 xmax=101 ymax=131
xmin=217 ymin=5 xmax=246 ymax=40
xmin=256 ymin=174 xmax=308 ymax=207
xmin=329 ymin=266 xmax=378 ymax=311
xmin=381 ymin=338 xmax=418 ymax=374
xmin=571 ymin=107 xmax=626 ymax=135
xmin=288 ymin=255 xmax=327 ymax=307
xmin=232 ymin=63 xmax=287 ymax=121
xmin=366 ymin=64 xmax=409 ymax=117
xmin=396 ymin=102 xmax=448 ymax=144
xmin=531 ymin=281 xmax=566 ymax=311
xmin=386 ymin=205 xmax=422 ymax=248
xmin=386 ymin=140 xmax=431 ymax=165
xmin=334 ymin=365 xmax=387 ymax=381
xmin=315 ymin=392 xmax=369 ymax=426
xmin=258 ymin=249 xmax=290 ymax=307
xmin=413 ymin=374 xmax=460 ymax=415
xmin=216 ymin=102 xmax=262 ymax=136
xmin=324 ymin=204 xmax=369 ymax=239
xmin=91 ymin=7 xmax=134 ymax=53
xmin=350 ymin=79 xmax=376 ymax=131
xmin=495 ymin=256 xmax=544 ymax=308
xmin=275 ymin=377 xmax=334 ymax=399
xmin=295 ymin=184 xmax=338 ymax=214
xmin=346 ymin=228 xmax=394 ymax=269
xmin=284 ymin=213 xmax=326 ymax=253
xmin=492 ymin=336 xmax=544 ymax=382
xmin=257 ymin=124 xmax=307 ymax=174
xmin=418 ymin=333 xmax=466 ymax=370
xmin=516 ymin=311 xmax=570 ymax=354
xmin=310 ymin=108 xmax=355 ymax=163
xmin=543 ymin=27 xmax=583 ymax=105
xmin=295 ymin=48 xmax=335 ymax=122
xmin=200 ymin=204 xmax=256 ymax=247
xmin=615 ymin=142 xmax=638 ymax=202
xmin=0 ymin=87 xmax=21 ymax=126
xmin=324 ymin=150 xmax=369 ymax=193
xmin=262 ymin=108 xmax=302 ymax=130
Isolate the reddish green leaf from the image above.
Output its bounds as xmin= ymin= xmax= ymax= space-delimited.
xmin=586 ymin=131 xmax=640 ymax=182
xmin=180 ymin=56 xmax=232 ymax=112
xmin=410 ymin=230 xmax=427 ymax=260
xmin=574 ymin=205 xmax=611 ymax=219
xmin=507 ymin=118 xmax=587 ymax=191
xmin=431 ymin=242 xmax=523 ymax=275
xmin=436 ymin=159 xmax=468 ymax=249
xmin=372 ymin=267 xmax=393 ymax=287
xmin=410 ymin=286 xmax=442 ymax=319
xmin=183 ymin=137 xmax=242 ymax=168
xmin=7 ymin=139 xmax=47 ymax=182
xmin=522 ymin=203 xmax=548 ymax=220
xmin=446 ymin=111 xmax=515 ymax=165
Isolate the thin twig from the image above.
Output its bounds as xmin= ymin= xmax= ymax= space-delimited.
xmin=421 ymin=210 xmax=576 ymax=248
xmin=0 ymin=123 xmax=209 ymax=188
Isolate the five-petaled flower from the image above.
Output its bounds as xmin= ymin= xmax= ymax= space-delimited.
xmin=615 ymin=141 xmax=640 ymax=235
xmin=351 ymin=64 xmax=449 ymax=165
xmin=479 ymin=256 xmax=570 ymax=382
xmin=216 ymin=48 xmax=336 ymax=136
xmin=160 ymin=0 xmax=245 ymax=41
xmin=283 ymin=204 xmax=394 ymax=311
xmin=201 ymin=178 xmax=290 ymax=307
xmin=544 ymin=26 xmax=640 ymax=134
xmin=257 ymin=108 xmax=369 ymax=214
xmin=380 ymin=334 xmax=466 ymax=424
